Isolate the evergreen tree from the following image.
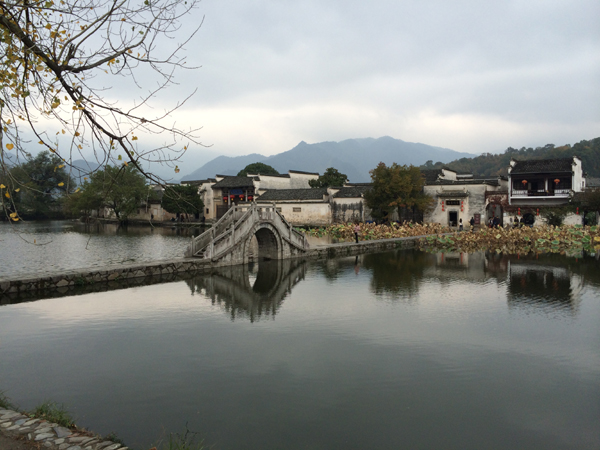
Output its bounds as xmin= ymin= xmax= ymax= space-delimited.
xmin=309 ymin=167 xmax=348 ymax=188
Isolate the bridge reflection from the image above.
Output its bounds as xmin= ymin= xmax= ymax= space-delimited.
xmin=186 ymin=259 xmax=308 ymax=322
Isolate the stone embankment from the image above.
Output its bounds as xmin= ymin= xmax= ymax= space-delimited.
xmin=0 ymin=408 xmax=125 ymax=450
xmin=0 ymin=235 xmax=422 ymax=297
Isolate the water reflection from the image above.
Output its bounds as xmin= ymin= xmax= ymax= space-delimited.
xmin=186 ymin=259 xmax=308 ymax=322
xmin=3 ymin=245 xmax=599 ymax=320
xmin=506 ymin=255 xmax=583 ymax=316
xmin=362 ymin=250 xmax=431 ymax=301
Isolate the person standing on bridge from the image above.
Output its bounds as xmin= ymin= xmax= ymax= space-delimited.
xmin=354 ymin=222 xmax=360 ymax=244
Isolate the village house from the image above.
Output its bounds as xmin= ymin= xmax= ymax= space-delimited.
xmin=185 ymin=170 xmax=320 ymax=221
xmin=508 ymin=156 xmax=585 ymax=226
xmin=422 ymin=168 xmax=508 ymax=228
xmin=254 ymin=184 xmax=372 ymax=226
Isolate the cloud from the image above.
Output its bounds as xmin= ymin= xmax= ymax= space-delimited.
xmin=27 ymin=0 xmax=600 ymax=165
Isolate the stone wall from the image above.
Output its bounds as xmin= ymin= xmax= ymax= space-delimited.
xmin=0 ymin=237 xmax=424 ymax=297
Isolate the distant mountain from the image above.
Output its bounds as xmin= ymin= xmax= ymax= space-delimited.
xmin=180 ymin=137 xmax=472 ymax=182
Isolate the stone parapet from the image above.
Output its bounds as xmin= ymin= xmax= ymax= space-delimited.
xmin=0 ymin=236 xmax=423 ymax=298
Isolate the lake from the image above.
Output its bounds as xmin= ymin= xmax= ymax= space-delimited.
xmin=1 ymin=242 xmax=599 ymax=449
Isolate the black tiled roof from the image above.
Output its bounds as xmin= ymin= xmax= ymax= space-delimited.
xmin=253 ymin=173 xmax=290 ymax=178
xmin=257 ymin=188 xmax=328 ymax=201
xmin=432 ymin=179 xmax=500 ymax=186
xmin=511 ymin=159 xmax=573 ymax=174
xmin=212 ymin=176 xmax=255 ymax=188
xmin=333 ymin=186 xmax=371 ymax=198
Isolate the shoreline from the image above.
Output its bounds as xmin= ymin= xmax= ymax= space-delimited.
xmin=0 ymin=408 xmax=125 ymax=450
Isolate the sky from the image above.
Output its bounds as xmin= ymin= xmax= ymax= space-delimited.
xmin=105 ymin=0 xmax=600 ymax=170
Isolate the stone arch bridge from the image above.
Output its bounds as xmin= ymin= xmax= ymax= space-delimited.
xmin=186 ymin=203 xmax=310 ymax=265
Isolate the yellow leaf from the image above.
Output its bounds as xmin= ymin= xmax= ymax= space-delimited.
xmin=132 ymin=136 xmax=138 ymax=141
xmin=15 ymin=188 xmax=20 ymax=192
xmin=74 ymin=131 xmax=80 ymax=136
xmin=61 ymin=129 xmax=65 ymax=134
xmin=118 ymin=154 xmax=122 ymax=160
xmin=75 ymin=187 xmax=80 ymax=192
xmin=58 ymin=182 xmax=64 ymax=187
xmin=9 ymin=212 xmax=17 ymax=218
xmin=5 ymin=192 xmax=10 ymax=198
xmin=175 ymin=166 xmax=180 ymax=173
xmin=39 ymin=140 xmax=44 ymax=144
xmin=0 ymin=184 xmax=5 ymax=189
xmin=45 ymin=24 xmax=52 ymax=30
xmin=12 ymin=217 xmax=19 ymax=222
xmin=6 ymin=143 xmax=14 ymax=150
xmin=58 ymin=164 xmax=64 ymax=168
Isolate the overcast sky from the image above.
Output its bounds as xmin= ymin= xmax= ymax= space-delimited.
xmin=124 ymin=0 xmax=600 ymax=163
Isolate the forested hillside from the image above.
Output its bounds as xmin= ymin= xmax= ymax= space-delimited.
xmin=420 ymin=137 xmax=600 ymax=177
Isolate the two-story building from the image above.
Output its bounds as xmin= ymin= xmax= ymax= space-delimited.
xmin=508 ymin=157 xmax=584 ymax=206
xmin=508 ymin=156 xmax=584 ymax=225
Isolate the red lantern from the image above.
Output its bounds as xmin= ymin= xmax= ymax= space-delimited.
xmin=441 ymin=200 xmax=445 ymax=212
xmin=536 ymin=208 xmax=539 ymax=216
xmin=522 ymin=179 xmax=528 ymax=186
xmin=554 ymin=178 xmax=560 ymax=185
xmin=576 ymin=207 xmax=579 ymax=215
xmin=517 ymin=207 xmax=521 ymax=216
xmin=460 ymin=200 xmax=464 ymax=212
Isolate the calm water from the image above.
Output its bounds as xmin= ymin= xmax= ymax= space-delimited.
xmin=0 ymin=220 xmax=333 ymax=278
xmin=1 ymin=249 xmax=599 ymax=449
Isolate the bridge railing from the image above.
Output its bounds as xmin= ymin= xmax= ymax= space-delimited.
xmin=272 ymin=207 xmax=309 ymax=249
xmin=187 ymin=202 xmax=309 ymax=259
xmin=209 ymin=204 xmax=257 ymax=260
xmin=188 ymin=204 xmax=239 ymax=257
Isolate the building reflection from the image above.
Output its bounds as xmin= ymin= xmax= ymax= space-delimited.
xmin=186 ymin=258 xmax=308 ymax=322
xmin=505 ymin=255 xmax=583 ymax=316
xmin=362 ymin=250 xmax=432 ymax=301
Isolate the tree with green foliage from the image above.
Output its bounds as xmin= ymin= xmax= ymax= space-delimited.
xmin=309 ymin=167 xmax=348 ymax=188
xmin=6 ymin=151 xmax=75 ymax=219
xmin=162 ymin=184 xmax=204 ymax=217
xmin=419 ymin=137 xmax=600 ymax=178
xmin=76 ymin=165 xmax=148 ymax=221
xmin=364 ymin=163 xmax=433 ymax=222
xmin=237 ymin=163 xmax=279 ymax=177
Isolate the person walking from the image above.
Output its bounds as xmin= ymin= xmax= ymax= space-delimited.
xmin=354 ymin=223 xmax=360 ymax=243
xmin=459 ymin=218 xmax=463 ymax=231
xmin=469 ymin=216 xmax=475 ymax=231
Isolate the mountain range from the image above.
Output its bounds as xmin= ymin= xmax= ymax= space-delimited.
xmin=180 ymin=137 xmax=473 ymax=183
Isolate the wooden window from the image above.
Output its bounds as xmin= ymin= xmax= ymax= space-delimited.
xmin=293 ymin=207 xmax=302 ymax=212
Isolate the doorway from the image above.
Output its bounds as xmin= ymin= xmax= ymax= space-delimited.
xmin=449 ymin=211 xmax=458 ymax=227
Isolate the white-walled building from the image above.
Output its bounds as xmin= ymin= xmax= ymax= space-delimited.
xmin=422 ymin=169 xmax=508 ymax=228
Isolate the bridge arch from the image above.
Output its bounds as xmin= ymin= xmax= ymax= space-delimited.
xmin=187 ymin=203 xmax=309 ymax=265
xmin=244 ymin=222 xmax=283 ymax=262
